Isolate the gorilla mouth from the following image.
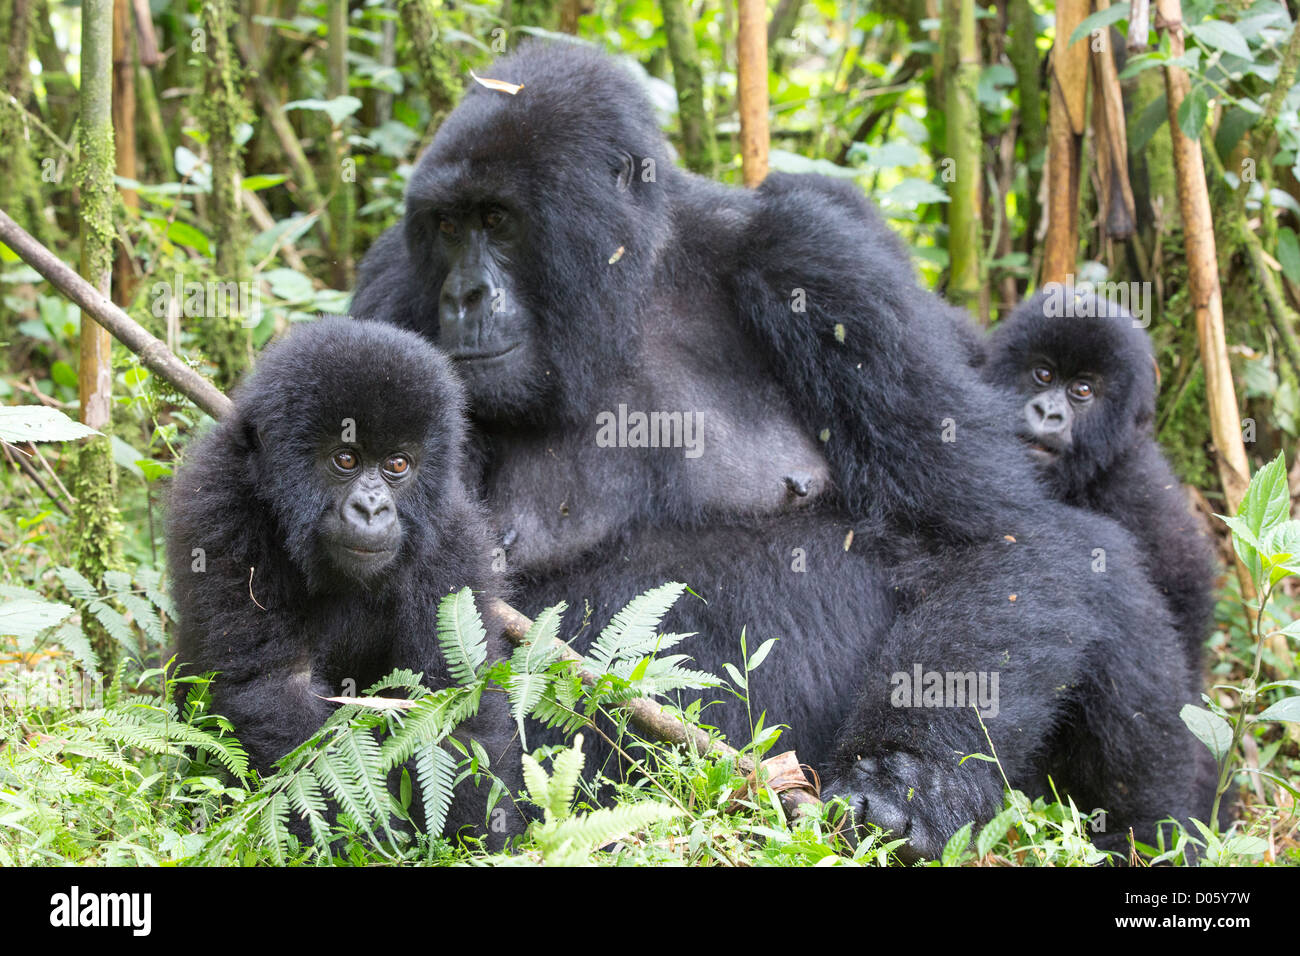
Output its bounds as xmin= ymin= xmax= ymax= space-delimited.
xmin=452 ymin=344 xmax=520 ymax=363
xmin=1018 ymin=435 xmax=1060 ymax=461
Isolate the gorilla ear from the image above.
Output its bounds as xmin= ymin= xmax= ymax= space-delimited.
xmin=615 ymin=151 xmax=636 ymax=192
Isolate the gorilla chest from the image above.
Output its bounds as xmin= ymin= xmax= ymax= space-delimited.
xmin=304 ymin=600 xmax=405 ymax=686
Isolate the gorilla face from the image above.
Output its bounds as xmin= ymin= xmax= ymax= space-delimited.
xmin=387 ymin=43 xmax=676 ymax=424
xmin=231 ymin=317 xmax=469 ymax=592
xmin=316 ymin=445 xmax=413 ymax=581
xmin=985 ymin=289 xmax=1155 ymax=498
xmin=407 ymin=197 xmax=546 ymax=418
xmin=1018 ymin=358 xmax=1099 ymax=460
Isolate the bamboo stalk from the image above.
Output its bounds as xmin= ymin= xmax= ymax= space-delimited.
xmin=736 ymin=0 xmax=769 ymax=187
xmin=1157 ymin=0 xmax=1250 ymax=512
xmin=1042 ymin=0 xmax=1089 ymax=284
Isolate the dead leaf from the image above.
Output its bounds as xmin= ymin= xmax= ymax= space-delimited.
xmin=321 ymin=694 xmax=417 ymax=710
xmin=470 ymin=70 xmax=524 ymax=95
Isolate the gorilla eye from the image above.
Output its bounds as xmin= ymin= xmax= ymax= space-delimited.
xmin=438 ymin=217 xmax=456 ymax=237
xmin=483 ymin=208 xmax=506 ymax=230
xmin=384 ymin=455 xmax=411 ymax=478
xmin=1032 ymin=367 xmax=1054 ymax=386
xmin=1069 ymin=380 xmax=1094 ymax=401
xmin=331 ymin=450 xmax=359 ymax=473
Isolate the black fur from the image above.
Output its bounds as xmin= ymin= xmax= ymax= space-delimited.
xmin=352 ymin=41 xmax=1213 ymax=859
xmin=166 ymin=318 xmax=522 ymax=847
xmin=982 ymin=289 xmax=1219 ymax=670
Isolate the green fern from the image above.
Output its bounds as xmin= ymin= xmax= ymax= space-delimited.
xmin=507 ymin=601 xmax=565 ymax=747
xmin=522 ymin=736 xmax=680 ymax=865
xmin=585 ymin=582 xmax=687 ymax=672
xmin=436 ymin=588 xmax=487 ymax=685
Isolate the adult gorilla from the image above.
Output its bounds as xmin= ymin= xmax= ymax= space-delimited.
xmin=352 ymin=42 xmax=1209 ymax=857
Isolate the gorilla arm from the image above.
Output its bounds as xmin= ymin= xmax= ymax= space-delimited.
xmin=734 ymin=173 xmax=1032 ymax=542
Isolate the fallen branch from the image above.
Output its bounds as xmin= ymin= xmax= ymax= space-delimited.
xmin=0 ymin=208 xmax=819 ymax=814
xmin=0 ymin=209 xmax=233 ymax=420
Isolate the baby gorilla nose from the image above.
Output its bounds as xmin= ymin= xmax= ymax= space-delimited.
xmin=347 ymin=489 xmax=394 ymax=529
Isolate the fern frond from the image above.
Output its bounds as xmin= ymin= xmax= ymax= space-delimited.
xmin=311 ymin=752 xmax=378 ymax=845
xmin=336 ymin=728 xmax=389 ymax=826
xmin=545 ymin=737 xmax=586 ymax=822
xmin=53 ymin=566 xmax=98 ymax=603
xmin=541 ymin=801 xmax=679 ymax=864
xmin=50 ymin=620 xmax=100 ymax=673
xmin=414 ymin=743 xmax=457 ymax=837
xmin=436 ymin=588 xmax=487 ymax=685
xmin=586 ymin=583 xmax=685 ymax=673
xmin=119 ymin=592 xmax=166 ymax=646
xmin=379 ymin=688 xmax=467 ymax=766
xmin=285 ymin=772 xmax=332 ymax=850
xmin=259 ymin=792 xmax=291 ymax=864
xmin=364 ymin=668 xmax=428 ymax=697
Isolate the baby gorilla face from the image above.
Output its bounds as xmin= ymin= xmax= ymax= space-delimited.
xmin=1019 ymin=361 xmax=1099 ymax=462
xmin=317 ymin=446 xmax=415 ymax=581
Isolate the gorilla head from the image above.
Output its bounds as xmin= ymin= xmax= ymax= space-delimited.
xmin=984 ymin=288 xmax=1156 ymax=500
xmin=401 ymin=42 xmax=677 ymax=421
xmin=226 ymin=318 xmax=472 ymax=592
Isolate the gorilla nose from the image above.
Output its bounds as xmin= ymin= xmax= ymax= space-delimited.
xmin=441 ymin=281 xmax=489 ymax=322
xmin=1029 ymin=397 xmax=1065 ymax=429
xmin=349 ymin=493 xmax=393 ymax=527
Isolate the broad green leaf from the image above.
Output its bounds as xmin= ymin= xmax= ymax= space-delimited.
xmin=940 ymin=821 xmax=973 ymax=865
xmin=723 ymin=661 xmax=747 ymax=690
xmin=242 ymin=173 xmax=288 ymax=192
xmin=1177 ymin=86 xmax=1209 ymax=139
xmin=1256 ymin=696 xmax=1300 ymax=723
xmin=1277 ymin=228 xmax=1300 ymax=285
xmin=283 ymin=96 xmax=363 ymax=126
xmin=0 ymin=405 xmax=99 ymax=443
xmin=50 ymin=360 xmax=77 ymax=388
xmin=747 ymin=637 xmax=778 ymax=671
xmin=1180 ymin=703 xmax=1234 ymax=761
xmin=166 ymin=220 xmax=211 ymax=256
xmin=767 ymin=148 xmax=860 ymax=179
xmin=1239 ymin=453 xmax=1289 ymax=537
xmin=882 ymin=178 xmax=949 ymax=206
xmin=853 ymin=141 xmax=923 ymax=169
xmin=1264 ymin=520 xmax=1300 ymax=559
xmin=0 ymin=597 xmax=74 ymax=638
xmin=975 ymin=805 xmax=1020 ymax=857
xmin=1188 ymin=20 xmax=1252 ymax=59
xmin=1068 ymin=4 xmax=1128 ymax=47
xmin=1118 ymin=52 xmax=1167 ymax=80
xmin=1130 ymin=94 xmax=1168 ymax=153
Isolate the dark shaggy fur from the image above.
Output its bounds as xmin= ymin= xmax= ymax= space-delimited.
xmin=982 ymin=289 xmax=1219 ymax=670
xmin=351 ymin=41 xmax=1213 ymax=858
xmin=166 ymin=318 xmax=521 ymax=847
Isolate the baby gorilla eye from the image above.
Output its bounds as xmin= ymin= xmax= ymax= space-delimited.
xmin=384 ymin=455 xmax=411 ymax=478
xmin=438 ymin=216 xmax=456 ymax=237
xmin=483 ymin=208 xmax=505 ymax=230
xmin=332 ymin=449 xmax=359 ymax=473
xmin=1032 ymin=366 xmax=1054 ymax=386
xmin=1069 ymin=380 xmax=1094 ymax=401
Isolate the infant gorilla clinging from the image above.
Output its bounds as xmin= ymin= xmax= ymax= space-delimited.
xmin=166 ymin=317 xmax=521 ymax=848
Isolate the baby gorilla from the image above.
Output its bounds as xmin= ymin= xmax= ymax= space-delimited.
xmin=982 ymin=289 xmax=1218 ymax=668
xmin=167 ymin=317 xmax=520 ymax=847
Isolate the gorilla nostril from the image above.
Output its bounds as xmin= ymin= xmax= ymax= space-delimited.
xmin=463 ymin=287 xmax=484 ymax=309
